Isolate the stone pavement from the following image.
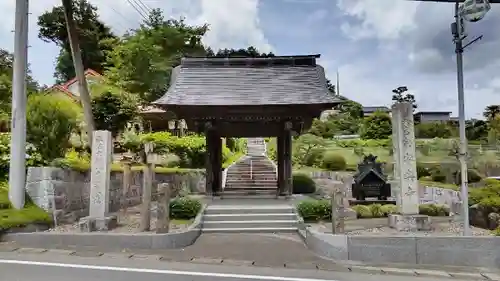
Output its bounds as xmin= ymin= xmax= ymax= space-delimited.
xmin=1 ymin=234 xmax=499 ymax=280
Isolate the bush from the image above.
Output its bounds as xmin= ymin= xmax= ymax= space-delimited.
xmin=419 ymin=204 xmax=450 ymax=216
xmin=296 ymin=200 xmax=331 ymax=222
xmin=380 ymin=204 xmax=398 ymax=216
xmin=369 ymin=204 xmax=383 ymax=218
xmin=351 ymin=205 xmax=372 ymax=218
xmin=359 ymin=111 xmax=392 ymax=140
xmin=431 ymin=170 xmax=447 ymax=183
xmin=417 ymin=162 xmax=432 ymax=179
xmin=321 ymin=152 xmax=347 ymax=171
xmin=26 ymin=94 xmax=79 ymax=163
xmin=169 ymin=197 xmax=202 ymax=220
xmin=292 ymin=173 xmax=316 ymax=194
xmin=0 ymin=133 xmax=44 ymax=180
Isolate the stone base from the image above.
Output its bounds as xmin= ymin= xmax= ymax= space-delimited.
xmin=78 ymin=215 xmax=118 ymax=232
xmin=388 ymin=214 xmax=432 ymax=232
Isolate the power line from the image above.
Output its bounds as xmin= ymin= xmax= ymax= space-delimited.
xmin=133 ymin=0 xmax=152 ymax=14
xmin=126 ymin=0 xmax=148 ymax=21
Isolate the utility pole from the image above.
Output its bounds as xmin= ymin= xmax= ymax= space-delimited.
xmin=8 ymin=0 xmax=29 ymax=209
xmin=61 ymin=0 xmax=95 ymax=146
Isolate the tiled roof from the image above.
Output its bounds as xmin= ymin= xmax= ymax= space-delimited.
xmin=153 ymin=55 xmax=342 ymax=106
xmin=363 ymin=106 xmax=391 ymax=113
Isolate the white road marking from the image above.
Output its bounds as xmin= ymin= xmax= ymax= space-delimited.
xmin=0 ymin=259 xmax=338 ymax=281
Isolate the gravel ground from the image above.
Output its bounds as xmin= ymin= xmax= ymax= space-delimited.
xmin=311 ymin=218 xmax=493 ymax=236
xmin=46 ymin=205 xmax=192 ymax=233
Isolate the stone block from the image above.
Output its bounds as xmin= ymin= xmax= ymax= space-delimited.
xmin=415 ymin=236 xmax=500 ymax=268
xmin=348 ymin=236 xmax=417 ymax=264
xmin=78 ymin=215 xmax=117 ymax=232
xmin=388 ymin=214 xmax=431 ymax=231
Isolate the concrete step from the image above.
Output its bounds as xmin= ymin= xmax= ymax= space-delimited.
xmin=202 ymin=227 xmax=298 ymax=233
xmin=202 ymin=227 xmax=297 ymax=233
xmin=224 ymin=186 xmax=277 ymax=191
xmin=204 ymin=205 xmax=294 ymax=215
xmin=202 ymin=220 xmax=298 ymax=229
xmin=203 ymin=213 xmax=297 ymax=221
xmin=226 ymin=173 xmax=277 ymax=181
xmin=226 ymin=179 xmax=277 ymax=185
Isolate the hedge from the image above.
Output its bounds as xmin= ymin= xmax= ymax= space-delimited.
xmin=297 ymin=200 xmax=450 ymax=221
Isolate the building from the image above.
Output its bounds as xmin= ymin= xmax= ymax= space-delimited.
xmin=413 ymin=111 xmax=452 ymax=123
xmin=362 ymin=106 xmax=391 ymax=117
xmin=47 ymin=69 xmax=185 ymax=134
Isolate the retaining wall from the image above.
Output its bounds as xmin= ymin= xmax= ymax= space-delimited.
xmin=2 ymin=205 xmax=206 ymax=250
xmin=25 ymin=167 xmax=205 ymax=222
xmin=300 ymin=228 xmax=500 ymax=268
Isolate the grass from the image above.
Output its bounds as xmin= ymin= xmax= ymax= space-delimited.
xmin=0 ymin=182 xmax=52 ymax=231
xmin=171 ymin=219 xmax=193 ymax=225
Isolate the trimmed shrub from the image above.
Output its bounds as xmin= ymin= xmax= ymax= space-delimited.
xmin=292 ymin=173 xmax=316 ymax=194
xmin=296 ymin=200 xmax=331 ymax=222
xmin=419 ymin=203 xmax=450 ymax=216
xmin=417 ymin=162 xmax=432 ymax=179
xmin=321 ymin=151 xmax=347 ymax=171
xmin=380 ymin=204 xmax=398 ymax=216
xmin=431 ymin=170 xmax=447 ymax=183
xmin=351 ymin=205 xmax=372 ymax=218
xmin=169 ymin=197 xmax=202 ymax=220
xmin=369 ymin=204 xmax=384 ymax=218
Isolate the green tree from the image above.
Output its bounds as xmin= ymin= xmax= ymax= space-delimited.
xmin=415 ymin=122 xmax=456 ymax=138
xmin=484 ymin=105 xmax=500 ymax=121
xmin=0 ymin=49 xmax=39 ymax=129
xmin=392 ymin=86 xmax=417 ymax=110
xmin=90 ymin=82 xmax=139 ymax=137
xmin=338 ymin=100 xmax=363 ymax=119
xmin=26 ymin=94 xmax=79 ymax=162
xmin=360 ymin=111 xmax=392 ymax=140
xmin=466 ymin=119 xmax=488 ymax=141
xmin=326 ymin=79 xmax=336 ymax=95
xmin=37 ymin=0 xmax=117 ymax=82
xmin=105 ymin=9 xmax=208 ymax=102
xmin=207 ymin=46 xmax=274 ymax=58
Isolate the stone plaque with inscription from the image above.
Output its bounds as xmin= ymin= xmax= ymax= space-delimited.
xmin=89 ymin=130 xmax=112 ymax=218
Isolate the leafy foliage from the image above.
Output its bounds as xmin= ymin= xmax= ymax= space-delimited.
xmin=105 ymin=9 xmax=208 ymax=102
xmin=37 ymin=0 xmax=117 ymax=82
xmin=26 ymin=94 xmax=79 ymax=162
xmin=321 ymin=151 xmax=347 ymax=171
xmin=415 ymin=122 xmax=456 ymax=139
xmin=292 ymin=173 xmax=317 ymax=194
xmin=90 ymin=82 xmax=139 ymax=137
xmin=360 ymin=111 xmax=392 ymax=140
xmin=391 ymin=86 xmax=417 ymax=109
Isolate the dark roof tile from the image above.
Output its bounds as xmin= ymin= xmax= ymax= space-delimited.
xmin=153 ymin=56 xmax=341 ymax=106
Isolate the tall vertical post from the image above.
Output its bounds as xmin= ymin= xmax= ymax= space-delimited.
xmin=205 ymin=122 xmax=214 ymax=196
xmin=453 ymin=0 xmax=470 ymax=236
xmin=277 ymin=134 xmax=284 ymax=196
xmin=139 ymin=142 xmax=154 ymax=231
xmin=9 ymin=0 xmax=29 ymax=209
xmin=62 ymin=0 xmax=95 ymax=145
xmin=283 ymin=122 xmax=293 ymax=197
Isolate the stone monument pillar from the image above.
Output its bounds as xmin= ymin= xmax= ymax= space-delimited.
xmin=389 ymin=102 xmax=431 ymax=231
xmin=79 ymin=130 xmax=117 ymax=232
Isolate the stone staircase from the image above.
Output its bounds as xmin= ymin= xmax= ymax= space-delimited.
xmin=201 ymin=138 xmax=298 ymax=233
xmin=222 ymin=138 xmax=278 ymax=198
xmin=202 ymin=204 xmax=298 ymax=233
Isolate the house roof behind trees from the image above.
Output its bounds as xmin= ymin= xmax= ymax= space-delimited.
xmin=153 ymin=55 xmax=342 ymax=106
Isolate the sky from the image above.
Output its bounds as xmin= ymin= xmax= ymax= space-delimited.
xmin=0 ymin=0 xmax=499 ymax=119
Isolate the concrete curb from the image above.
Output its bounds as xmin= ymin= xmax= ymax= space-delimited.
xmin=0 ymin=204 xmax=207 ymax=250
xmin=0 ymin=245 xmax=497 ymax=280
xmin=298 ymin=226 xmax=500 ymax=269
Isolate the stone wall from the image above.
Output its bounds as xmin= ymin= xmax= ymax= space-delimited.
xmin=25 ymin=167 xmax=205 ymax=222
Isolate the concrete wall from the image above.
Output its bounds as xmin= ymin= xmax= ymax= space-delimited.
xmin=2 ymin=205 xmax=207 ymax=250
xmin=300 ymin=228 xmax=500 ymax=268
xmin=25 ymin=167 xmax=205 ymax=222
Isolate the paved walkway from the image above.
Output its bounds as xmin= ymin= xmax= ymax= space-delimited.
xmin=160 ymin=233 xmax=327 ymax=266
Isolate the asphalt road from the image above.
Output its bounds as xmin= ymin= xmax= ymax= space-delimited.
xmin=0 ymin=251 xmax=461 ymax=281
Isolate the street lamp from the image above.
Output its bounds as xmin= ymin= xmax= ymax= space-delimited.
xmin=409 ymin=0 xmax=494 ymax=236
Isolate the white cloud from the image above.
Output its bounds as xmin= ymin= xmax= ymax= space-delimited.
xmin=0 ymin=0 xmax=272 ymax=85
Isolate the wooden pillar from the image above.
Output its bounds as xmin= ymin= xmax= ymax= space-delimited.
xmin=212 ymin=130 xmax=222 ymax=196
xmin=205 ymin=123 xmax=214 ymax=196
xmin=283 ymin=122 xmax=293 ymax=196
xmin=277 ymin=133 xmax=285 ymax=196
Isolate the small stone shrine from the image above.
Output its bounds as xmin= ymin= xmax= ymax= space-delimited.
xmin=351 ymin=154 xmax=391 ymax=201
